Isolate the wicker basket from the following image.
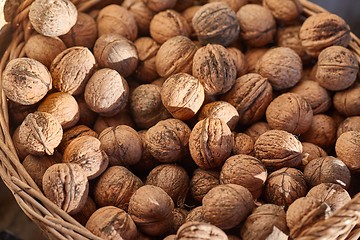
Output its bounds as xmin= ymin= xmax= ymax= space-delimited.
xmin=0 ymin=0 xmax=360 ymax=239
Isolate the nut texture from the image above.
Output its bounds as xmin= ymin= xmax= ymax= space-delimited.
xmin=190 ymin=169 xmax=220 ymax=203
xmin=337 ymin=117 xmax=360 ymax=137
xmin=301 ymin=142 xmax=327 ymax=166
xmin=333 ymin=83 xmax=360 ymax=117
xmin=176 ymin=222 xmax=228 ymax=240
xmin=336 ymin=131 xmax=360 ymax=171
xmin=232 ymin=133 xmax=254 ymax=155
xmin=263 ymin=0 xmax=302 ymax=22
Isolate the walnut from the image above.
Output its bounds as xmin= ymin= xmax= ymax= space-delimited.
xmin=241 ymin=204 xmax=289 ymax=240
xmin=290 ymin=80 xmax=331 ymax=114
xmin=333 ymin=83 xmax=360 ymax=117
xmin=255 ymin=47 xmax=302 ymax=90
xmin=232 ymin=133 xmax=254 ymax=156
xmin=156 ymin=36 xmax=197 ymax=78
xmin=266 ymin=93 xmax=313 ymax=135
xmin=145 ymin=118 xmax=191 ymax=163
xmin=236 ymin=4 xmax=276 ymax=47
xmin=51 ymin=46 xmax=96 ymax=95
xmin=265 ymin=167 xmax=307 ymax=208
xmin=63 ymin=135 xmax=109 ymax=179
xmin=301 ymin=142 xmax=327 ymax=166
xmin=94 ymin=34 xmax=138 ymax=77
xmin=128 ymin=185 xmax=174 ymax=236
xmin=303 ymin=156 xmax=351 ymax=189
xmin=176 ymin=222 xmax=228 ymax=240
xmin=42 ymin=163 xmax=88 ymax=214
xmin=244 ymin=121 xmax=270 ymax=142
xmin=38 ymin=92 xmax=79 ymax=129
xmin=185 ymin=207 xmax=206 ymax=223
xmin=208 ymin=0 xmax=248 ymax=12
xmin=60 ymin=12 xmax=98 ymax=49
xmin=2 ymin=58 xmax=52 ymax=105
xmin=97 ymin=4 xmax=138 ymax=41
xmin=286 ymin=197 xmax=331 ymax=239
xmin=19 ymin=112 xmax=63 ymax=156
xmin=192 ymin=2 xmax=239 ymax=46
xmin=86 ymin=206 xmax=138 ymax=240
xmin=29 ymin=0 xmax=77 ymax=37
xmin=98 ymin=125 xmax=142 ymax=166
xmin=143 ymin=0 xmax=176 ymax=12
xmin=12 ymin=127 xmax=29 ymax=161
xmin=254 ymin=130 xmax=303 ymax=169
xmin=299 ymin=13 xmax=351 ymax=57
xmin=172 ymin=208 xmax=188 ymax=233
xmin=93 ymin=110 xmax=135 ymax=134
xmin=263 ymin=0 xmax=302 ymax=22
xmin=58 ymin=125 xmax=98 ymax=154
xmin=337 ymin=116 xmax=360 ymax=137
xmin=222 ymin=73 xmax=272 ymax=126
xmin=189 ymin=118 xmax=233 ymax=169
xmin=122 ymin=0 xmax=155 ymax=36
xmin=134 ymin=37 xmax=160 ymax=83
xmin=150 ymin=10 xmax=190 ymax=44
xmin=244 ymin=48 xmax=269 ymax=73
xmin=24 ymin=35 xmax=66 ymax=68
xmin=336 ymin=131 xmax=360 ymax=172
xmin=220 ymin=154 xmax=267 ymax=199
xmin=94 ymin=166 xmax=143 ymax=210
xmin=190 ymin=169 xmax=220 ymax=203
xmin=71 ymin=196 xmax=97 ymax=226
xmin=174 ymin=0 xmax=195 ymax=12
xmin=202 ymin=184 xmax=254 ymax=230
xmin=181 ymin=6 xmax=201 ymax=38
xmin=161 ymin=73 xmax=205 ymax=121
xmin=227 ymin=47 xmax=248 ymax=77
xmin=75 ymin=96 xmax=98 ymax=127
xmin=192 ymin=44 xmax=236 ymax=96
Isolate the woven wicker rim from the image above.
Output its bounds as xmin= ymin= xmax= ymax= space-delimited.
xmin=0 ymin=0 xmax=359 ymax=239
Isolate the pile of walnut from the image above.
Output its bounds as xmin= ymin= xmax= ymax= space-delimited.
xmin=3 ymin=0 xmax=360 ymax=239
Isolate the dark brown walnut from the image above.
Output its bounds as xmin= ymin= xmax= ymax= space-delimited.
xmin=241 ymin=204 xmax=289 ymax=240
xmin=185 ymin=207 xmax=206 ymax=223
xmin=146 ymin=164 xmax=190 ymax=207
xmin=301 ymin=142 xmax=327 ymax=166
xmin=4 ymin=0 xmax=21 ymax=22
xmin=333 ymin=83 xmax=360 ymax=117
xmin=38 ymin=92 xmax=79 ymax=129
xmin=42 ymin=163 xmax=88 ymax=214
xmin=299 ymin=13 xmax=351 ymax=57
xmin=244 ymin=121 xmax=270 ymax=142
xmin=303 ymin=156 xmax=351 ymax=189
xmin=161 ymin=73 xmax=205 ymax=120
xmin=72 ymin=196 xmax=97 ymax=226
xmin=202 ymin=184 xmax=254 ymax=230
xmin=245 ymin=48 xmax=269 ymax=73
xmin=60 ymin=12 xmax=98 ymax=49
xmin=198 ymin=101 xmax=239 ymax=131
xmin=254 ymin=130 xmax=303 ymax=169
xmin=58 ymin=125 xmax=98 ymax=154
xmin=172 ymin=208 xmax=188 ymax=233
xmin=51 ymin=47 xmax=96 ymax=95
xmin=75 ymin=96 xmax=98 ymax=127
xmin=286 ymin=197 xmax=331 ymax=239
xmin=24 ymin=35 xmax=66 ymax=68
xmin=122 ymin=0 xmax=155 ymax=36
xmin=174 ymin=0 xmax=194 ymax=12
xmin=176 ymin=222 xmax=228 ymax=240
xmin=208 ymin=0 xmax=248 ymax=12
xmin=63 ymin=136 xmax=109 ymax=180
xmin=22 ymin=153 xmax=61 ymax=189
xmin=255 ymin=47 xmax=302 ymax=90
xmin=29 ymin=0 xmax=77 ymax=37
xmin=86 ymin=206 xmax=138 ymax=240
xmin=190 ymin=169 xmax=220 ymax=203
xmin=130 ymin=84 xmax=171 ymax=129
xmin=220 ymin=154 xmax=267 ymax=199
xmin=222 ymin=73 xmax=272 ymax=126
xmin=307 ymin=183 xmax=351 ymax=212
xmin=227 ymin=47 xmax=248 ymax=77
xmin=8 ymin=101 xmax=39 ymax=128
xmin=94 ymin=166 xmax=143 ymax=210
xmin=192 ymin=44 xmax=236 ymax=96
xmin=150 ymin=10 xmax=191 ymax=44
xmin=316 ymin=46 xmax=359 ymax=91
xmin=84 ymin=68 xmax=129 ymax=117
xmin=134 ymin=37 xmax=160 ymax=83
xmin=300 ymin=114 xmax=337 ymax=148
xmin=128 ymin=185 xmax=174 ymax=236
xmin=189 ymin=118 xmax=233 ymax=169
xmin=192 ymin=2 xmax=239 ymax=46
xmin=232 ymin=133 xmax=254 ymax=155
xmin=290 ymin=80 xmax=331 ymax=114
xmin=19 ymin=112 xmax=63 ymax=156
xmin=156 ymin=36 xmax=197 ymax=78
xmin=263 ymin=0 xmax=302 ymax=22
xmin=2 ymin=58 xmax=52 ymax=105
xmin=98 ymin=125 xmax=142 ymax=166
xmin=336 ymin=131 xmax=360 ymax=172
xmin=93 ymin=110 xmax=135 ymax=134
xmin=94 ymin=34 xmax=138 ymax=77
xmin=181 ymin=5 xmax=202 ymax=38
xmin=227 ymin=235 xmax=242 ymax=240
xmin=266 ymin=93 xmax=313 ymax=135
xmin=265 ymin=167 xmax=308 ymax=208
xmin=145 ymin=118 xmax=191 ymax=163
xmin=143 ymin=0 xmax=177 ymax=12
xmin=97 ymin=4 xmax=138 ymax=41
xmin=236 ymin=4 xmax=276 ymax=47
xmin=337 ymin=116 xmax=360 ymax=137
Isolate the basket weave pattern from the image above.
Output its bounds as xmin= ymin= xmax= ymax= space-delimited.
xmin=0 ymin=0 xmax=359 ymax=239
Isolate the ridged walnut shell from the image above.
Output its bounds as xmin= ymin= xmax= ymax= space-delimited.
xmin=336 ymin=131 xmax=360 ymax=172
xmin=176 ymin=222 xmax=227 ymax=240
xmin=58 ymin=125 xmax=98 ymax=154
xmin=190 ymin=169 xmax=220 ymax=203
xmin=333 ymin=83 xmax=360 ymax=117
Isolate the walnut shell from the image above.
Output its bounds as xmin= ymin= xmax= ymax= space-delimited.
xmin=208 ymin=0 xmax=248 ymax=12
xmin=333 ymin=83 xmax=360 ymax=117
xmin=2 ymin=58 xmax=52 ymax=105
xmin=227 ymin=47 xmax=248 ymax=77
xmin=263 ymin=0 xmax=302 ymax=22
xmin=244 ymin=121 xmax=270 ymax=142
xmin=58 ymin=125 xmax=98 ymax=154
xmin=29 ymin=0 xmax=77 ymax=37
xmin=185 ymin=207 xmax=206 ymax=223
xmin=75 ymin=96 xmax=98 ymax=127
xmin=176 ymin=222 xmax=228 ymax=240
xmin=42 ymin=163 xmax=88 ymax=214
xmin=122 ymin=0 xmax=155 ymax=36
xmin=245 ymin=48 xmax=269 ymax=73
xmin=337 ymin=116 xmax=360 ymax=137
xmin=190 ymin=169 xmax=220 ymax=203
xmin=336 ymin=131 xmax=360 ymax=172
xmin=143 ymin=0 xmax=176 ymax=12
xmin=301 ymin=142 xmax=327 ymax=166
xmin=71 ymin=196 xmax=97 ymax=226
